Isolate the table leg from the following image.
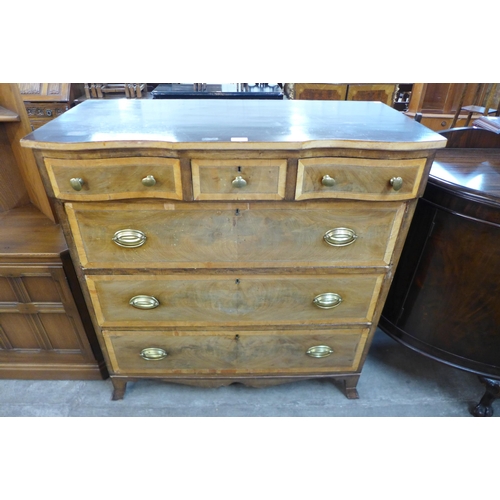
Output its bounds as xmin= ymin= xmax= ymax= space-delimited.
xmin=111 ymin=378 xmax=127 ymax=401
xmin=472 ymin=377 xmax=500 ymax=417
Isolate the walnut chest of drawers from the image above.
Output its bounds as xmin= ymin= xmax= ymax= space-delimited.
xmin=21 ymin=99 xmax=446 ymax=399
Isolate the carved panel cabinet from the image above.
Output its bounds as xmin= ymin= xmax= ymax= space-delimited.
xmin=21 ymin=99 xmax=446 ymax=399
xmin=0 ymin=83 xmax=105 ymax=379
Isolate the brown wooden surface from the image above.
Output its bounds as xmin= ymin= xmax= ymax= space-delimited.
xmin=0 ymin=83 xmax=106 ymax=379
xmin=103 ymin=328 xmax=368 ymax=375
xmin=21 ymin=99 xmax=447 ymax=152
xmin=406 ymin=84 xmax=493 ymax=132
xmin=0 ymin=125 xmax=31 ymax=212
xmin=431 ymin=149 xmax=500 ymax=200
xmin=45 ymin=156 xmax=183 ymax=201
xmin=380 ymin=127 xmax=500 ymax=379
xmin=346 ymin=84 xmax=397 ymax=106
xmin=0 ymin=205 xmax=66 ymax=258
xmin=295 ymin=157 xmax=426 ymax=201
xmin=411 ymin=84 xmax=489 ymax=114
xmin=87 ymin=273 xmax=384 ymax=327
xmin=192 ymin=158 xmax=287 ymax=200
xmin=0 ymin=105 xmax=19 ymax=122
xmin=65 ymin=200 xmax=405 ymax=269
xmin=18 ymin=83 xmax=72 ymax=102
xmin=0 ymin=254 xmax=106 ymax=380
xmin=294 ymin=84 xmax=348 ymax=101
xmin=23 ymin=100 xmax=444 ymax=397
xmin=0 ymin=84 xmax=55 ymax=221
xmin=435 ymin=127 xmax=500 ymax=149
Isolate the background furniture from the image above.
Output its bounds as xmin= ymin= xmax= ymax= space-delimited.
xmin=18 ymin=83 xmax=84 ymax=130
xmin=379 ymin=127 xmax=500 ymax=416
xmin=22 ymin=99 xmax=445 ymax=400
xmin=450 ymin=83 xmax=499 ymax=128
xmin=290 ymin=83 xmax=398 ymax=106
xmin=405 ymin=83 xmax=499 ymax=131
xmin=84 ymin=84 xmax=147 ymax=99
xmin=0 ymin=84 xmax=106 ymax=380
xmin=151 ymin=83 xmax=283 ymax=99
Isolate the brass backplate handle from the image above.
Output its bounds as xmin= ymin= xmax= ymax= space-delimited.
xmin=390 ymin=176 xmax=403 ymax=191
xmin=140 ymin=347 xmax=167 ymax=361
xmin=129 ymin=295 xmax=160 ymax=309
xmin=306 ymin=345 xmax=334 ymax=358
xmin=313 ymin=292 xmax=343 ymax=309
xmin=142 ymin=175 xmax=157 ymax=187
xmin=324 ymin=227 xmax=358 ymax=247
xmin=232 ymin=175 xmax=248 ymax=188
xmin=70 ymin=177 xmax=84 ymax=191
xmin=112 ymin=229 xmax=147 ymax=248
xmin=321 ymin=174 xmax=336 ymax=187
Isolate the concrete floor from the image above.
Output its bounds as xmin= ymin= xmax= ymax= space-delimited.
xmin=0 ymin=328 xmax=496 ymax=417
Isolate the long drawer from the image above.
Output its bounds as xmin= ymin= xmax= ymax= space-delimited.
xmin=86 ymin=273 xmax=384 ymax=327
xmin=66 ymin=201 xmax=406 ymax=269
xmin=103 ymin=328 xmax=370 ymax=375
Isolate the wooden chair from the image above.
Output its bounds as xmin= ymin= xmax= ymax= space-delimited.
xmin=450 ymin=83 xmax=499 ymax=128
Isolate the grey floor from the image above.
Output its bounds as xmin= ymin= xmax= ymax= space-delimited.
xmin=0 ymin=328 xmax=496 ymax=417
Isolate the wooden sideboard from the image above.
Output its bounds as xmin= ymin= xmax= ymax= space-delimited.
xmin=21 ymin=99 xmax=446 ymax=399
xmin=0 ymin=84 xmax=106 ymax=380
xmin=379 ymin=127 xmax=500 ymax=416
xmin=291 ymin=83 xmax=398 ymax=106
xmin=18 ymin=83 xmax=84 ymax=130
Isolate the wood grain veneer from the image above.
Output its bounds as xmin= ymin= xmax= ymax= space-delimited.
xmin=21 ymin=99 xmax=446 ymax=399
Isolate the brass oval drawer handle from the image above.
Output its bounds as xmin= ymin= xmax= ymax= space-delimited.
xmin=390 ymin=176 xmax=403 ymax=191
xmin=70 ymin=177 xmax=84 ymax=191
xmin=324 ymin=227 xmax=358 ymax=247
xmin=112 ymin=229 xmax=147 ymax=248
xmin=140 ymin=347 xmax=167 ymax=361
xmin=129 ymin=295 xmax=160 ymax=309
xmin=232 ymin=175 xmax=247 ymax=188
xmin=313 ymin=292 xmax=342 ymax=309
xmin=306 ymin=345 xmax=334 ymax=358
xmin=321 ymin=175 xmax=336 ymax=187
xmin=142 ymin=175 xmax=157 ymax=187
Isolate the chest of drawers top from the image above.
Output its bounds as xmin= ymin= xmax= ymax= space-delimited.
xmin=21 ymin=99 xmax=446 ymax=152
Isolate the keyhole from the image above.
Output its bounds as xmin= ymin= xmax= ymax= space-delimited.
xmin=235 ymin=334 xmax=240 ymax=341
xmin=235 ymin=279 xmax=240 ymax=284
xmin=237 ymin=166 xmax=242 ymax=172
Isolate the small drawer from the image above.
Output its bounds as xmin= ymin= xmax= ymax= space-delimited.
xmin=102 ymin=328 xmax=370 ymax=375
xmin=66 ymin=201 xmax=405 ymax=269
xmin=191 ymin=159 xmax=287 ymax=200
xmin=44 ymin=157 xmax=183 ymax=201
xmin=86 ymin=273 xmax=385 ymax=328
xmin=295 ymin=157 xmax=427 ymax=201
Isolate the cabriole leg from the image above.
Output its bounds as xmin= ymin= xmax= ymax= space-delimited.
xmin=472 ymin=377 xmax=500 ymax=417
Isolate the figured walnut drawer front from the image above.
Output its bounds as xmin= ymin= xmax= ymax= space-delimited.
xmin=44 ymin=157 xmax=182 ymax=201
xmin=191 ymin=159 xmax=287 ymax=200
xmin=87 ymin=273 xmax=384 ymax=327
xmin=66 ymin=201 xmax=405 ymax=269
xmin=296 ymin=157 xmax=427 ymax=201
xmin=103 ymin=328 xmax=370 ymax=375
